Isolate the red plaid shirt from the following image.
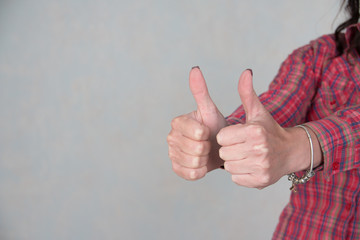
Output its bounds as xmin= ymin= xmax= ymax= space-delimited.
xmin=227 ymin=24 xmax=360 ymax=239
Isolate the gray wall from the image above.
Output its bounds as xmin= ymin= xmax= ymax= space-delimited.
xmin=0 ymin=0 xmax=342 ymax=239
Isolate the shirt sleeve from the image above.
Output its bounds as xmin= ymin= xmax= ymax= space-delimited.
xmin=304 ymin=106 xmax=360 ymax=180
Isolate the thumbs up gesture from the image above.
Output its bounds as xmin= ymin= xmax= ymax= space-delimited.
xmin=217 ymin=70 xmax=302 ymax=188
xmin=167 ymin=67 xmax=227 ymax=180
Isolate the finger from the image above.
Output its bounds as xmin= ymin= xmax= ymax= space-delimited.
xmin=172 ymin=161 xmax=207 ymax=180
xmin=216 ymin=124 xmax=247 ymax=146
xmin=231 ymin=174 xmax=262 ymax=188
xmin=189 ymin=67 xmax=217 ymax=116
xmin=169 ymin=146 xmax=208 ymax=169
xmin=219 ymin=143 xmax=250 ymax=161
xmin=237 ymin=69 xmax=265 ymax=121
xmin=171 ymin=114 xmax=210 ymax=141
xmin=223 ymin=160 xmax=257 ymax=174
xmin=167 ymin=130 xmax=211 ymax=156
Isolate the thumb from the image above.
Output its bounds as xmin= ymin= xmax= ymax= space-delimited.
xmin=189 ymin=67 xmax=217 ymax=115
xmin=238 ymin=69 xmax=265 ymax=121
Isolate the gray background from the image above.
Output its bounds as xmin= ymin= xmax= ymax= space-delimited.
xmin=0 ymin=0 xmax=343 ymax=239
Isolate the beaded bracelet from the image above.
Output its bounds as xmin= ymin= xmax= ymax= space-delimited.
xmin=288 ymin=125 xmax=315 ymax=192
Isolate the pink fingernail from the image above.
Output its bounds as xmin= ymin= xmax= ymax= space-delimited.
xmin=246 ymin=68 xmax=253 ymax=76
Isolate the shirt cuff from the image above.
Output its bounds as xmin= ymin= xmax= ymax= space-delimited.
xmin=304 ymin=117 xmax=356 ymax=181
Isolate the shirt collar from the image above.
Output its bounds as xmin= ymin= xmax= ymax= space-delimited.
xmin=345 ymin=23 xmax=360 ymax=46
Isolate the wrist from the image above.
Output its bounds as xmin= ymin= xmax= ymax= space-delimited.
xmin=283 ymin=125 xmax=323 ymax=175
xmin=286 ymin=124 xmax=324 ymax=191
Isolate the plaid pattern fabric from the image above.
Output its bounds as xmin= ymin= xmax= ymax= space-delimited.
xmin=227 ymin=24 xmax=360 ymax=239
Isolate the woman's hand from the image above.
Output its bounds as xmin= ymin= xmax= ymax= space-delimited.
xmin=167 ymin=67 xmax=227 ymax=180
xmin=217 ymin=70 xmax=323 ymax=189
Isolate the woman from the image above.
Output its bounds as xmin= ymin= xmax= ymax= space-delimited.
xmin=167 ymin=0 xmax=360 ymax=238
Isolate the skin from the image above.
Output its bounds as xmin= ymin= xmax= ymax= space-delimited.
xmin=167 ymin=68 xmax=323 ymax=188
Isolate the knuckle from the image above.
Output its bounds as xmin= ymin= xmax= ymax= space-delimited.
xmin=258 ymin=157 xmax=271 ymax=169
xmin=253 ymin=143 xmax=269 ymax=154
xmin=168 ymin=148 xmax=176 ymax=160
xmin=231 ymin=175 xmax=242 ymax=186
xmin=254 ymin=125 xmax=266 ymax=136
xmin=171 ymin=116 xmax=181 ymax=129
xmin=247 ymin=124 xmax=266 ymax=137
xmin=187 ymin=169 xmax=204 ymax=180
xmin=219 ymin=147 xmax=225 ymax=159
xmin=259 ymin=173 xmax=271 ymax=186
xmin=192 ymin=156 xmax=202 ymax=168
xmin=194 ymin=141 xmax=209 ymax=155
xmin=216 ymin=130 xmax=224 ymax=145
xmin=166 ymin=133 xmax=176 ymax=145
xmin=188 ymin=170 xmax=198 ymax=180
xmin=224 ymin=162 xmax=232 ymax=172
xmin=194 ymin=127 xmax=205 ymax=140
xmin=195 ymin=142 xmax=204 ymax=155
xmin=256 ymin=125 xmax=266 ymax=136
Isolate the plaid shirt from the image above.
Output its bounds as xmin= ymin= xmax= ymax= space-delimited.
xmin=227 ymin=24 xmax=360 ymax=239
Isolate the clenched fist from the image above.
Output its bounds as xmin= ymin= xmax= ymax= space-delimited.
xmin=167 ymin=67 xmax=227 ymax=180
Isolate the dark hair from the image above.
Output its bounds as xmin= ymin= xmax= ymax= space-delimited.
xmin=335 ymin=0 xmax=360 ymax=55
